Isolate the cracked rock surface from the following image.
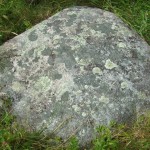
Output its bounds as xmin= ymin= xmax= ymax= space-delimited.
xmin=0 ymin=7 xmax=150 ymax=145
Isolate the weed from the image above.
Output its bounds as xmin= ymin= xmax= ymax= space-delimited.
xmin=114 ymin=112 xmax=150 ymax=150
xmin=92 ymin=125 xmax=118 ymax=150
xmin=66 ymin=136 xmax=79 ymax=150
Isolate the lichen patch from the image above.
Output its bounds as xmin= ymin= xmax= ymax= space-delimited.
xmin=137 ymin=92 xmax=148 ymax=100
xmin=34 ymin=76 xmax=52 ymax=92
xmin=11 ymin=82 xmax=25 ymax=92
xmin=72 ymin=105 xmax=81 ymax=112
xmin=92 ymin=67 xmax=103 ymax=75
xmin=121 ymin=81 xmax=128 ymax=89
xmin=99 ymin=95 xmax=109 ymax=103
xmin=82 ymin=112 xmax=87 ymax=117
xmin=104 ymin=59 xmax=118 ymax=70
xmin=118 ymin=42 xmax=126 ymax=48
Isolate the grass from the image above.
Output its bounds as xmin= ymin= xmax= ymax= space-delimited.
xmin=0 ymin=0 xmax=150 ymax=149
xmin=0 ymin=97 xmax=79 ymax=150
xmin=0 ymin=97 xmax=150 ymax=150
xmin=0 ymin=0 xmax=150 ymax=45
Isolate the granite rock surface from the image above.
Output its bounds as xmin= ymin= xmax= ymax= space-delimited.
xmin=0 ymin=7 xmax=150 ymax=145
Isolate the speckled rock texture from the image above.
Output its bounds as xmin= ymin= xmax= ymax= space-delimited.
xmin=0 ymin=7 xmax=150 ymax=145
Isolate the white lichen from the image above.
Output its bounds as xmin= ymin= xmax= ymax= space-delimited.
xmin=99 ymin=95 xmax=109 ymax=103
xmin=121 ymin=82 xmax=128 ymax=89
xmin=53 ymin=35 xmax=63 ymax=45
xmin=73 ymin=36 xmax=86 ymax=46
xmin=117 ymin=42 xmax=126 ymax=48
xmin=79 ymin=129 xmax=86 ymax=136
xmin=82 ymin=112 xmax=87 ymax=117
xmin=33 ymin=46 xmax=45 ymax=57
xmin=77 ymin=58 xmax=92 ymax=66
xmin=111 ymin=23 xmax=117 ymax=30
xmin=72 ymin=105 xmax=81 ymax=112
xmin=34 ymin=76 xmax=52 ymax=92
xmin=104 ymin=59 xmax=118 ymax=70
xmin=75 ymin=57 xmax=79 ymax=62
xmin=78 ymin=59 xmax=88 ymax=66
xmin=80 ymin=66 xmax=85 ymax=72
xmin=137 ymin=92 xmax=147 ymax=100
xmin=84 ymin=85 xmax=89 ymax=89
xmin=92 ymin=67 xmax=103 ymax=75
xmin=67 ymin=11 xmax=76 ymax=15
xmin=12 ymin=82 xmax=25 ymax=92
xmin=76 ymin=90 xmax=82 ymax=94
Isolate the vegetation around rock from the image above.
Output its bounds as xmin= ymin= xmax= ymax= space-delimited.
xmin=0 ymin=97 xmax=150 ymax=150
xmin=0 ymin=0 xmax=150 ymax=45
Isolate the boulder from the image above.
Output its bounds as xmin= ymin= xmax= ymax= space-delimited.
xmin=0 ymin=7 xmax=150 ymax=145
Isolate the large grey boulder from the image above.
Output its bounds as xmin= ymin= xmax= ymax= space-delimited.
xmin=0 ymin=7 xmax=150 ymax=145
